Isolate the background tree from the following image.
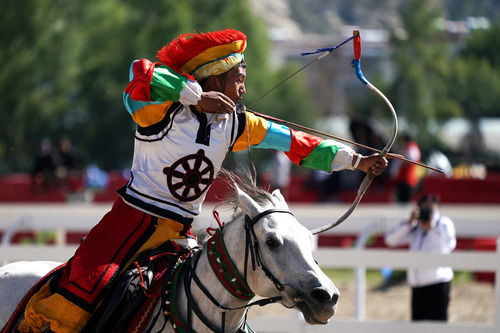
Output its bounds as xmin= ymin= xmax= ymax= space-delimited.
xmin=389 ymin=0 xmax=459 ymax=157
xmin=449 ymin=24 xmax=500 ymax=163
xmin=0 ymin=0 xmax=315 ymax=173
xmin=3 ymin=0 xmax=499 ymax=174
xmin=0 ymin=0 xmax=85 ymax=172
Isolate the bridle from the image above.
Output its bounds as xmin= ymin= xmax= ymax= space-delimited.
xmin=164 ymin=208 xmax=293 ymax=333
xmin=243 ymin=208 xmax=293 ymax=292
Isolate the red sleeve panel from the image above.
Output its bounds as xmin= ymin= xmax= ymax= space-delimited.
xmin=284 ymin=129 xmax=324 ymax=165
xmin=124 ymin=59 xmax=156 ymax=101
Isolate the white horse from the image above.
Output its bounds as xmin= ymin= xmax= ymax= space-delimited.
xmin=0 ymin=174 xmax=339 ymax=332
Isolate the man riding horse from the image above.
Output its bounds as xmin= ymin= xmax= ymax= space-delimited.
xmin=17 ymin=28 xmax=387 ymax=333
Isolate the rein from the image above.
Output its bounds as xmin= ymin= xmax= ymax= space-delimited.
xmin=165 ymin=208 xmax=292 ymax=332
xmin=207 ymin=228 xmax=254 ymax=299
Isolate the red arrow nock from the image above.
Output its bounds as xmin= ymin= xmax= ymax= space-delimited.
xmin=353 ymin=30 xmax=362 ymax=60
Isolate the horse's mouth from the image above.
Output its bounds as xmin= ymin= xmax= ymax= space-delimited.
xmin=294 ymin=299 xmax=334 ymax=325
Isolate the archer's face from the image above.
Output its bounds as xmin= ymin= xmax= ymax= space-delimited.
xmin=221 ymin=65 xmax=246 ymax=103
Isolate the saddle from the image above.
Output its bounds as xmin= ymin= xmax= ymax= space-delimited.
xmin=1 ymin=241 xmax=192 ymax=333
xmin=82 ymin=240 xmax=191 ymax=333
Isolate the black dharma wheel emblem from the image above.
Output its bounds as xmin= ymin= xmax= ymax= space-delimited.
xmin=162 ymin=149 xmax=215 ymax=202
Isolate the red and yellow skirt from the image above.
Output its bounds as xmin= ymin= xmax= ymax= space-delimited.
xmin=19 ymin=197 xmax=192 ymax=333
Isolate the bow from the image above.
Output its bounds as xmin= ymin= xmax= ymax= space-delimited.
xmin=248 ymin=30 xmax=400 ymax=233
xmin=310 ymin=30 xmax=398 ymax=234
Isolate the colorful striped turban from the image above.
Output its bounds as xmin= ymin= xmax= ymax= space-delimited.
xmin=156 ymin=29 xmax=247 ymax=80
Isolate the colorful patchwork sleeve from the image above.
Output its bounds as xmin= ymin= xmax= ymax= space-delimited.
xmin=233 ymin=112 xmax=354 ymax=172
xmin=123 ymin=59 xmax=202 ymax=127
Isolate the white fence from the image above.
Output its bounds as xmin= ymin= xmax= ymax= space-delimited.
xmin=2 ymin=244 xmax=498 ymax=332
xmin=1 ymin=203 xmax=499 ymax=332
xmin=1 ymin=202 xmax=499 ymax=241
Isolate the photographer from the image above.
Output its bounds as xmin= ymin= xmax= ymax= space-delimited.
xmin=385 ymin=194 xmax=456 ymax=321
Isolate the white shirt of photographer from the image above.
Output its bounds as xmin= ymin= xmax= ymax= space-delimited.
xmin=385 ymin=211 xmax=457 ymax=287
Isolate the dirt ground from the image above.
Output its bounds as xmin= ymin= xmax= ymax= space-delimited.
xmin=248 ymin=279 xmax=495 ymax=324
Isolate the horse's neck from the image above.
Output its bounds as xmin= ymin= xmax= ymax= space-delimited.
xmin=176 ymin=216 xmax=251 ymax=332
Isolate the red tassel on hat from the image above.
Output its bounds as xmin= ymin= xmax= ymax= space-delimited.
xmin=156 ymin=29 xmax=246 ymax=75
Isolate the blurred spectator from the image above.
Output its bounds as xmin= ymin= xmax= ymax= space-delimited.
xmin=269 ymin=151 xmax=291 ymax=197
xmin=31 ymin=138 xmax=57 ymax=191
xmin=306 ymin=117 xmax=391 ymax=202
xmin=426 ymin=150 xmax=453 ymax=178
xmin=349 ymin=118 xmax=391 ymax=188
xmin=32 ymin=136 xmax=85 ymax=195
xmin=85 ymin=163 xmax=110 ymax=189
xmin=385 ymin=194 xmax=456 ymax=321
xmin=53 ymin=136 xmax=85 ymax=193
xmin=54 ymin=136 xmax=77 ymax=176
xmin=393 ymin=133 xmax=421 ymax=202
xmin=349 ymin=118 xmax=388 ymax=152
xmin=305 ymin=169 xmax=346 ymax=202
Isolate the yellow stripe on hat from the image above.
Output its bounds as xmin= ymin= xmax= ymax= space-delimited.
xmin=192 ymin=53 xmax=243 ymax=80
xmin=180 ymin=40 xmax=246 ymax=76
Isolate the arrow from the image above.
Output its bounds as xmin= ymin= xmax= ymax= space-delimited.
xmin=246 ymin=108 xmax=443 ymax=174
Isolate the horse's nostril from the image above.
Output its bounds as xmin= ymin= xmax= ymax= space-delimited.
xmin=311 ymin=287 xmax=332 ymax=303
xmin=331 ymin=292 xmax=339 ymax=305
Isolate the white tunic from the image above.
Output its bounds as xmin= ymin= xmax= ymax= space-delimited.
xmin=118 ymin=103 xmax=242 ymax=225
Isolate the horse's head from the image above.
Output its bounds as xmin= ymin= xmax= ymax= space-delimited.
xmin=232 ymin=183 xmax=339 ymax=325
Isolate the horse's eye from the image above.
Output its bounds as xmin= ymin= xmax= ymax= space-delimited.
xmin=266 ymin=238 xmax=280 ymax=249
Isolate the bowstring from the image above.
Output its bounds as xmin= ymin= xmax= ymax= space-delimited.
xmin=248 ymin=35 xmax=354 ymax=109
xmin=245 ymin=34 xmax=355 ymax=175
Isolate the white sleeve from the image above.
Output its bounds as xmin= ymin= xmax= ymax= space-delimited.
xmin=407 ymin=144 xmax=421 ymax=161
xmin=427 ymin=217 xmax=456 ymax=254
xmin=385 ymin=222 xmax=413 ymax=247
xmin=179 ymin=80 xmax=202 ymax=106
xmin=331 ymin=146 xmax=355 ymax=171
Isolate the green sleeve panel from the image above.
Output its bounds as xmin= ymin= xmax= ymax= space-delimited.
xmin=300 ymin=140 xmax=340 ymax=172
xmin=150 ymin=65 xmax=188 ymax=101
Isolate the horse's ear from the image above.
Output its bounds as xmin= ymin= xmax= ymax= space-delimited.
xmin=235 ymin=184 xmax=261 ymax=216
xmin=271 ymin=189 xmax=289 ymax=209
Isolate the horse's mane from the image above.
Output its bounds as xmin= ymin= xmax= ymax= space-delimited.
xmin=195 ymin=169 xmax=275 ymax=245
xmin=217 ymin=168 xmax=274 ymax=211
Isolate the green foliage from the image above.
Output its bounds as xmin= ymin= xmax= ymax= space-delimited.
xmin=461 ymin=22 xmax=500 ymax=72
xmin=0 ymin=0 xmax=314 ymax=173
xmin=388 ymin=1 xmax=463 ymax=159
xmin=5 ymin=0 xmax=497 ymax=172
xmin=235 ymin=61 xmax=317 ymax=173
xmin=390 ymin=0 xmax=450 ymax=131
xmin=450 ymin=58 xmax=500 ymax=120
xmin=444 ymin=0 xmax=500 ymax=21
xmin=19 ymin=231 xmax=56 ymax=244
xmin=387 ymin=0 xmax=500 ymax=163
xmin=447 ymin=24 xmax=500 ymax=161
xmin=254 ymin=62 xmax=317 ymax=126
